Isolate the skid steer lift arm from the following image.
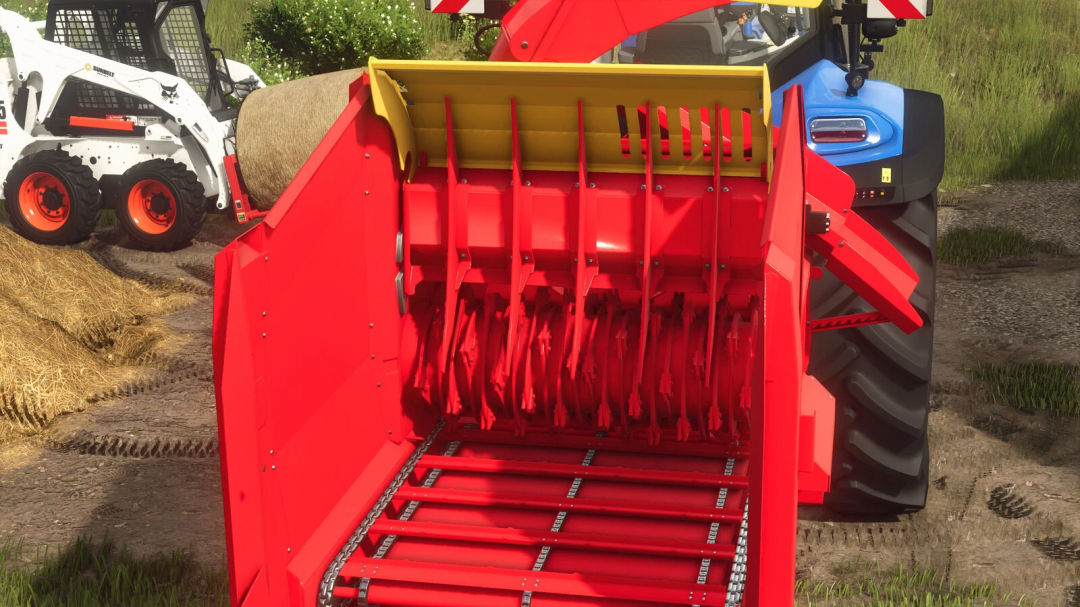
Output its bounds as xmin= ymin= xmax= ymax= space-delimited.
xmin=213 ymin=58 xmax=920 ymax=607
xmin=488 ymin=0 xmax=822 ymax=63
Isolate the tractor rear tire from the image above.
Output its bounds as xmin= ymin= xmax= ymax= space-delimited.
xmin=808 ymin=193 xmax=937 ymax=514
xmin=116 ymin=159 xmax=206 ymax=251
xmin=3 ymin=150 xmax=101 ymax=245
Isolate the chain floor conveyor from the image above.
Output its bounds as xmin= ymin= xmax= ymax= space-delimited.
xmin=328 ymin=424 xmax=751 ymax=607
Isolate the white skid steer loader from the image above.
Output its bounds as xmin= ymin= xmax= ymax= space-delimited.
xmin=0 ymin=0 xmax=263 ymax=250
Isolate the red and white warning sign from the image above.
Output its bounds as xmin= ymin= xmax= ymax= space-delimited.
xmin=868 ymin=0 xmax=929 ymax=19
xmin=431 ymin=0 xmax=485 ymax=13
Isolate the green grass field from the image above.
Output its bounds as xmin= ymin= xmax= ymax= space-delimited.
xmin=796 ymin=558 xmax=1022 ymax=607
xmin=970 ymin=362 xmax=1080 ymax=417
xmin=0 ymin=536 xmax=228 ymax=606
xmin=875 ymin=0 xmax=1080 ymax=192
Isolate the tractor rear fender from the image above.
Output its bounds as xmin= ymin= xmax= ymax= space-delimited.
xmin=490 ymin=0 xmax=823 ymax=63
xmin=773 ymin=60 xmax=946 ymax=205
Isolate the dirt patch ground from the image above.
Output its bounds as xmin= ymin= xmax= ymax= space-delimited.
xmin=2 ymin=185 xmax=1080 ymax=602
xmin=0 ymin=220 xmax=243 ymax=567
xmin=798 ymin=181 xmax=1080 ymax=604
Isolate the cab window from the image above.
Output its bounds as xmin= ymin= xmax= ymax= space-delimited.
xmin=612 ymin=3 xmax=818 ymax=67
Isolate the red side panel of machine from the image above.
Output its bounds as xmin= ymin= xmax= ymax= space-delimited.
xmin=213 ymin=75 xmax=438 ymax=606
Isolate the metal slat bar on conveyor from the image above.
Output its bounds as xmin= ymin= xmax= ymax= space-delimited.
xmin=392 ymin=487 xmax=745 ymax=523
xmin=418 ymin=456 xmax=749 ymax=489
xmin=523 ymin=442 xmax=599 ymax=607
xmin=366 ymin=519 xmax=737 ymax=560
xmin=444 ymin=428 xmax=750 ymax=459
xmin=694 ymin=457 xmax=736 ymax=607
xmin=337 ymin=559 xmax=729 ymax=606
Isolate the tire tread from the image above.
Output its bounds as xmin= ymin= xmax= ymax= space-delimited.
xmin=808 ymin=194 xmax=937 ymax=514
xmin=116 ymin=158 xmax=206 ymax=251
xmin=3 ymin=150 xmax=101 ymax=244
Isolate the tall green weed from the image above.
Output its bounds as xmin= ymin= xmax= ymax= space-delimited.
xmin=243 ymin=0 xmax=423 ymax=82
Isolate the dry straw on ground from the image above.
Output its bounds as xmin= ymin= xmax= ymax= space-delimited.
xmin=0 ymin=225 xmax=195 ymax=437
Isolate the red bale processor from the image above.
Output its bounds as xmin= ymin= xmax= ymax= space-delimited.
xmin=212 ymin=6 xmax=925 ymax=606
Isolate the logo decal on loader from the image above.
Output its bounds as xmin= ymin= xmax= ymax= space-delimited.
xmin=882 ymin=168 xmax=893 ymax=183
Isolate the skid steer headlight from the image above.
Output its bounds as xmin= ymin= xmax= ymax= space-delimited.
xmin=809 ymin=117 xmax=868 ymax=143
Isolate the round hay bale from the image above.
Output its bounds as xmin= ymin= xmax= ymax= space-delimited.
xmin=236 ymin=68 xmax=365 ymax=210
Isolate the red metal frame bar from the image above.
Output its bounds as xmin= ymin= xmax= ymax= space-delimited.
xmin=809 ymin=311 xmax=890 ymax=332
xmin=704 ymin=103 xmax=722 ymax=390
xmin=441 ymin=96 xmax=462 ymax=372
xmin=741 ymin=108 xmax=753 ymax=161
xmin=569 ymin=100 xmax=599 ymax=381
xmin=630 ymin=102 xmax=655 ymax=423
xmin=337 ymin=559 xmax=728 ymax=606
xmin=507 ymin=98 xmax=526 ymax=375
xmin=391 ymin=487 xmax=746 ymax=523
xmin=410 ymin=266 xmax=729 ymax=293
xmin=356 ymin=584 xmax=682 ymax=607
xmin=368 ymin=520 xmax=737 ymax=559
xmin=69 ymin=115 xmax=134 ymax=131
xmin=442 ymin=97 xmax=474 ymax=417
xmin=442 ymin=428 xmax=749 ymax=459
xmin=222 ymin=154 xmax=268 ymax=225
xmin=417 ymin=455 xmax=749 ymax=489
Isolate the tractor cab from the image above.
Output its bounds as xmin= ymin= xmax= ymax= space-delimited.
xmin=624 ymin=2 xmax=817 ymax=67
xmin=43 ymin=0 xmax=236 ymax=124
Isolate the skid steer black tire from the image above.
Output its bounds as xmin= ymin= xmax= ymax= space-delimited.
xmin=3 ymin=150 xmax=101 ymax=245
xmin=807 ymin=193 xmax=937 ymax=514
xmin=116 ymin=159 xmax=206 ymax=251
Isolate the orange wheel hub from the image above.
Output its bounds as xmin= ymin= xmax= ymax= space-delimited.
xmin=127 ymin=179 xmax=176 ymax=234
xmin=18 ymin=172 xmax=69 ymax=231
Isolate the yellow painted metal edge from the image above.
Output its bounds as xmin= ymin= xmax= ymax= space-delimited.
xmin=370 ymin=59 xmax=418 ymax=181
xmin=749 ymin=0 xmax=820 ymax=6
xmin=763 ymin=67 xmax=773 ymax=184
xmin=369 ymin=57 xmax=776 ymax=180
xmin=371 ymin=58 xmax=768 ymax=79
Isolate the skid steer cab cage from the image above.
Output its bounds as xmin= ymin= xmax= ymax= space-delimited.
xmin=212 ymin=59 xmax=922 ymax=607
